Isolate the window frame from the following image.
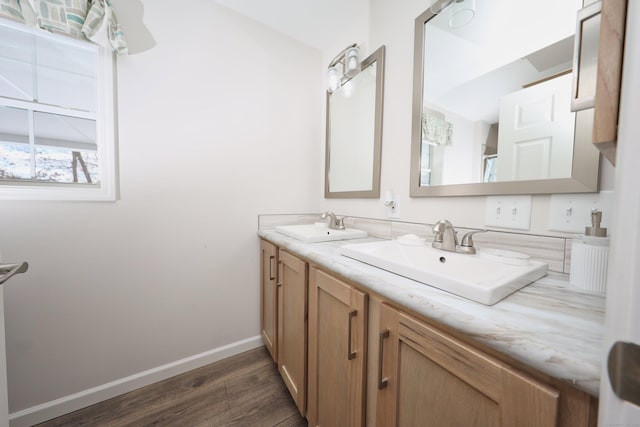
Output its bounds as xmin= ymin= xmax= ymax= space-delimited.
xmin=0 ymin=17 xmax=117 ymax=201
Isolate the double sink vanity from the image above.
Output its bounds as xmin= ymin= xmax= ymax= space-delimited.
xmin=267 ymin=0 xmax=622 ymax=423
xmin=277 ymin=219 xmax=548 ymax=306
xmin=259 ymin=215 xmax=604 ymax=426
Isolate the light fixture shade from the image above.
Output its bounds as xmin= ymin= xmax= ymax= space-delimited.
xmin=327 ymin=65 xmax=341 ymax=93
xmin=344 ymin=47 xmax=361 ymax=78
xmin=448 ymin=0 xmax=475 ymax=29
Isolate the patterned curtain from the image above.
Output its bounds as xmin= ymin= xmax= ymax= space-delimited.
xmin=422 ymin=111 xmax=454 ymax=146
xmin=0 ymin=0 xmax=127 ymax=55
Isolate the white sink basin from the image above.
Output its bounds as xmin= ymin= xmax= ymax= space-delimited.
xmin=275 ymin=223 xmax=368 ymax=243
xmin=340 ymin=239 xmax=548 ymax=305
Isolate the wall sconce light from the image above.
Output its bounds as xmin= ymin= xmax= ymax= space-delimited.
xmin=327 ymin=64 xmax=342 ymax=93
xmin=327 ymin=43 xmax=361 ymax=93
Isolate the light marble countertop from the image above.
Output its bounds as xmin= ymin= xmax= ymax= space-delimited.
xmin=258 ymin=230 xmax=606 ymax=397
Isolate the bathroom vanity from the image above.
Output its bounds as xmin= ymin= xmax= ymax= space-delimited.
xmin=259 ymin=230 xmax=603 ymax=426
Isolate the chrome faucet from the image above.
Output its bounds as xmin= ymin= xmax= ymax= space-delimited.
xmin=321 ymin=211 xmax=346 ymax=230
xmin=432 ymin=220 xmax=458 ymax=252
xmin=432 ymin=219 xmax=486 ymax=254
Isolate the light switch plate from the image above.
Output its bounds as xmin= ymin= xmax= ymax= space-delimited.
xmin=548 ymin=191 xmax=614 ymax=233
xmin=484 ymin=195 xmax=532 ymax=230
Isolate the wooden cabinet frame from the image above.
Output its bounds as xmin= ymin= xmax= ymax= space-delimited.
xmin=259 ymin=242 xmax=308 ymax=416
xmin=261 ymin=240 xmax=598 ymax=426
xmin=376 ymin=303 xmax=561 ymax=426
xmin=260 ymin=240 xmax=278 ymax=361
xmin=308 ymin=267 xmax=367 ymax=427
xmin=593 ymin=0 xmax=628 ymax=164
xmin=277 ymin=249 xmax=308 ymax=416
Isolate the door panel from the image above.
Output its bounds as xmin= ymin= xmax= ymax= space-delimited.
xmin=277 ymin=249 xmax=307 ymax=416
xmin=397 ymin=343 xmax=500 ymax=426
xmin=377 ymin=303 xmax=559 ymax=427
xmin=308 ymin=267 xmax=367 ymax=427
xmin=497 ymin=73 xmax=575 ymax=181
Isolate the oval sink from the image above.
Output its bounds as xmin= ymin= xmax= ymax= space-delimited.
xmin=276 ymin=223 xmax=368 ymax=243
xmin=340 ymin=239 xmax=548 ymax=305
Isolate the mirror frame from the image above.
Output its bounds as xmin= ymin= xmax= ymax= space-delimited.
xmin=409 ymin=9 xmax=601 ymax=197
xmin=325 ymin=45 xmax=385 ymax=198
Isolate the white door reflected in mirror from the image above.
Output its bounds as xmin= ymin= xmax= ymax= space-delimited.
xmin=496 ymin=72 xmax=575 ymax=181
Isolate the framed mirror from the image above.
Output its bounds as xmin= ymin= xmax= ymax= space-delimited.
xmin=410 ymin=1 xmax=601 ymax=197
xmin=325 ymin=46 xmax=385 ymax=198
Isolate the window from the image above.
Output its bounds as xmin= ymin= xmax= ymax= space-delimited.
xmin=0 ymin=18 xmax=116 ymax=200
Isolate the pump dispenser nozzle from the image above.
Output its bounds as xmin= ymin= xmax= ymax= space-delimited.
xmin=585 ymin=209 xmax=607 ymax=237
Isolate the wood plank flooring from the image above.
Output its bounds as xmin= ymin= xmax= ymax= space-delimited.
xmin=37 ymin=347 xmax=307 ymax=427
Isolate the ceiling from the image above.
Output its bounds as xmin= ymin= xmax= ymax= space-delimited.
xmin=208 ymin=0 xmax=367 ymax=51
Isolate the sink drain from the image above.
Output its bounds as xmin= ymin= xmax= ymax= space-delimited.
xmin=439 ymin=256 xmax=446 ymax=263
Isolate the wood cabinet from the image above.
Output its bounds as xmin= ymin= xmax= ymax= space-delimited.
xmin=261 ymin=239 xmax=597 ymax=426
xmin=260 ymin=240 xmax=308 ymax=416
xmin=376 ymin=303 xmax=560 ymax=426
xmin=259 ymin=240 xmax=278 ymax=361
xmin=308 ymin=267 xmax=367 ymax=427
xmin=571 ymin=0 xmax=627 ymax=165
xmin=592 ymin=0 xmax=627 ymax=165
xmin=277 ymin=249 xmax=308 ymax=416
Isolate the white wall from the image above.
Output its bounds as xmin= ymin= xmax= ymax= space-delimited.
xmin=320 ymin=0 xmax=615 ymax=235
xmin=0 ymin=0 xmax=620 ymax=418
xmin=0 ymin=0 xmax=322 ymax=413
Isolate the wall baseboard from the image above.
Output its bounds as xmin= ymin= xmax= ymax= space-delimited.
xmin=9 ymin=335 xmax=264 ymax=427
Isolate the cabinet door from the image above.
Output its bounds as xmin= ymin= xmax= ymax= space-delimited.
xmin=260 ymin=240 xmax=278 ymax=361
xmin=592 ymin=0 xmax=627 ymax=165
xmin=308 ymin=267 xmax=367 ymax=427
xmin=376 ymin=304 xmax=559 ymax=427
xmin=277 ymin=249 xmax=308 ymax=416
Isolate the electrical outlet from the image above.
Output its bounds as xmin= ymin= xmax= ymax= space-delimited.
xmin=387 ymin=195 xmax=400 ymax=219
xmin=484 ymin=195 xmax=532 ymax=230
xmin=548 ymin=191 xmax=614 ymax=233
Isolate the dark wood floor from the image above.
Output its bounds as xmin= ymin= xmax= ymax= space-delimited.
xmin=37 ymin=347 xmax=307 ymax=427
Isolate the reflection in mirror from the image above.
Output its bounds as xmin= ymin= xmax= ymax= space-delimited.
xmin=410 ymin=0 xmax=601 ymax=196
xmin=325 ymin=46 xmax=385 ymax=198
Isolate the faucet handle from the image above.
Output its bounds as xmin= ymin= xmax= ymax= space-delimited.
xmin=460 ymin=230 xmax=487 ymax=248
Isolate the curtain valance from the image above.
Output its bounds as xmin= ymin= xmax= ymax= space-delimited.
xmin=422 ymin=110 xmax=454 ymax=146
xmin=0 ymin=0 xmax=127 ymax=55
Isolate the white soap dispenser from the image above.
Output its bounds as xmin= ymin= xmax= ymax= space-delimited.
xmin=569 ymin=209 xmax=609 ymax=294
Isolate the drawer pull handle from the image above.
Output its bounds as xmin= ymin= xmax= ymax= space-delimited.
xmin=268 ymin=255 xmax=276 ymax=280
xmin=378 ymin=329 xmax=390 ymax=389
xmin=347 ymin=309 xmax=357 ymax=360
